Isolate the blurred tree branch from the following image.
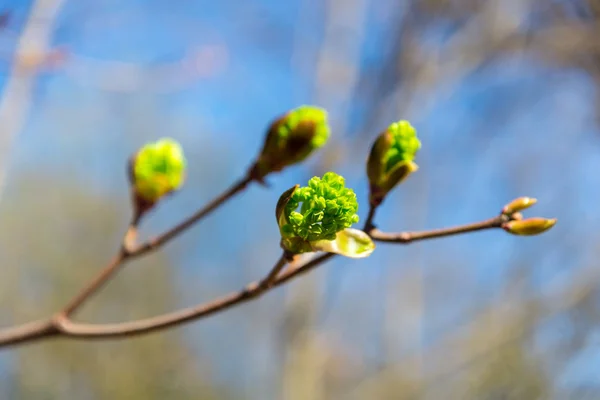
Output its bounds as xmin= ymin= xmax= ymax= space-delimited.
xmin=0 ymin=0 xmax=66 ymax=203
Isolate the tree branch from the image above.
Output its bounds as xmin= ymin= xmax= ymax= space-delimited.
xmin=130 ymin=174 xmax=253 ymax=256
xmin=60 ymin=253 xmax=127 ymax=317
xmin=368 ymin=214 xmax=509 ymax=243
xmin=259 ymin=251 xmax=292 ymax=289
xmin=0 ymin=202 xmax=514 ymax=348
xmin=56 ymin=253 xmax=297 ymax=339
xmin=57 ymin=174 xmax=254 ymax=319
xmin=0 ymin=319 xmax=58 ymax=347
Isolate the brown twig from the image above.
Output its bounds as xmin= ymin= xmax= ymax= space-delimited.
xmin=259 ymin=251 xmax=292 ymax=289
xmin=0 ymin=201 xmax=513 ymax=348
xmin=368 ymin=214 xmax=509 ymax=243
xmin=364 ymin=204 xmax=378 ymax=232
xmin=59 ymin=210 xmax=143 ymax=318
xmin=130 ymin=174 xmax=253 ymax=256
xmin=61 ymin=253 xmax=128 ymax=317
xmin=59 ymin=174 xmax=254 ymax=317
xmin=49 ymin=208 xmax=379 ymax=339
xmin=0 ymin=319 xmax=58 ymax=347
xmin=53 ymin=252 xmax=333 ymax=339
xmin=0 ymin=206 xmax=376 ymax=342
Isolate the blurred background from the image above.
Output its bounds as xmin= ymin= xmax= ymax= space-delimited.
xmin=0 ymin=0 xmax=597 ymax=398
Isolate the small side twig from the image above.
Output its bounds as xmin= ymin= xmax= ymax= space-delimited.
xmin=258 ymin=251 xmax=292 ymax=289
xmin=59 ymin=212 xmax=142 ymax=318
xmin=130 ymin=175 xmax=253 ymax=256
xmin=364 ymin=204 xmax=378 ymax=232
xmin=58 ymin=174 xmax=254 ymax=319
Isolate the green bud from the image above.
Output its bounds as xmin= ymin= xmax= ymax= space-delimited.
xmin=276 ymin=172 xmax=372 ymax=257
xmin=251 ymin=106 xmax=330 ymax=181
xmin=502 ymin=197 xmax=537 ymax=215
xmin=367 ymin=120 xmax=421 ymax=205
xmin=130 ymin=138 xmax=186 ymax=205
xmin=502 ymin=218 xmax=557 ymax=236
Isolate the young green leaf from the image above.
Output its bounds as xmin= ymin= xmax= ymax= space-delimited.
xmin=311 ymin=228 xmax=375 ymax=258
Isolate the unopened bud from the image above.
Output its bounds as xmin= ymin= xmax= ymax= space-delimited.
xmin=502 ymin=218 xmax=557 ymax=236
xmin=367 ymin=120 xmax=421 ymax=205
xmin=251 ymin=105 xmax=330 ymax=182
xmin=502 ymin=197 xmax=537 ymax=215
xmin=129 ymin=138 xmax=186 ymax=211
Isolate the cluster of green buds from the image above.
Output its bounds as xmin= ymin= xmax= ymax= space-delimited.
xmin=500 ymin=197 xmax=557 ymax=236
xmin=129 ymin=138 xmax=187 ymax=213
xmin=276 ymin=172 xmax=374 ymax=258
xmin=123 ymin=112 xmax=555 ymax=264
xmin=367 ymin=120 xmax=421 ymax=206
xmin=251 ymin=105 xmax=330 ymax=183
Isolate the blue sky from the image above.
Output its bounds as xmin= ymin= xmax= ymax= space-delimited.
xmin=1 ymin=0 xmax=599 ymax=394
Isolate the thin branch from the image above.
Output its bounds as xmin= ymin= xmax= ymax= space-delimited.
xmin=0 ymin=173 xmax=256 ymax=348
xmin=59 ymin=211 xmax=141 ymax=317
xmin=364 ymin=204 xmax=378 ymax=231
xmin=275 ymin=253 xmax=335 ymax=286
xmin=0 ymin=0 xmax=67 ymax=205
xmin=60 ymin=253 xmax=127 ymax=317
xmin=0 ymin=319 xmax=58 ymax=347
xmin=259 ymin=251 xmax=291 ymax=289
xmin=58 ymin=174 xmax=254 ymax=319
xmin=56 ymin=253 xmax=301 ymax=339
xmin=129 ymin=174 xmax=253 ymax=256
xmin=0 ymin=253 xmax=334 ymax=346
xmin=46 ymin=208 xmax=382 ymax=339
xmin=0 ymin=203 xmax=512 ymax=348
xmin=369 ymin=215 xmax=509 ymax=243
xmin=61 ymin=205 xmax=381 ymax=339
